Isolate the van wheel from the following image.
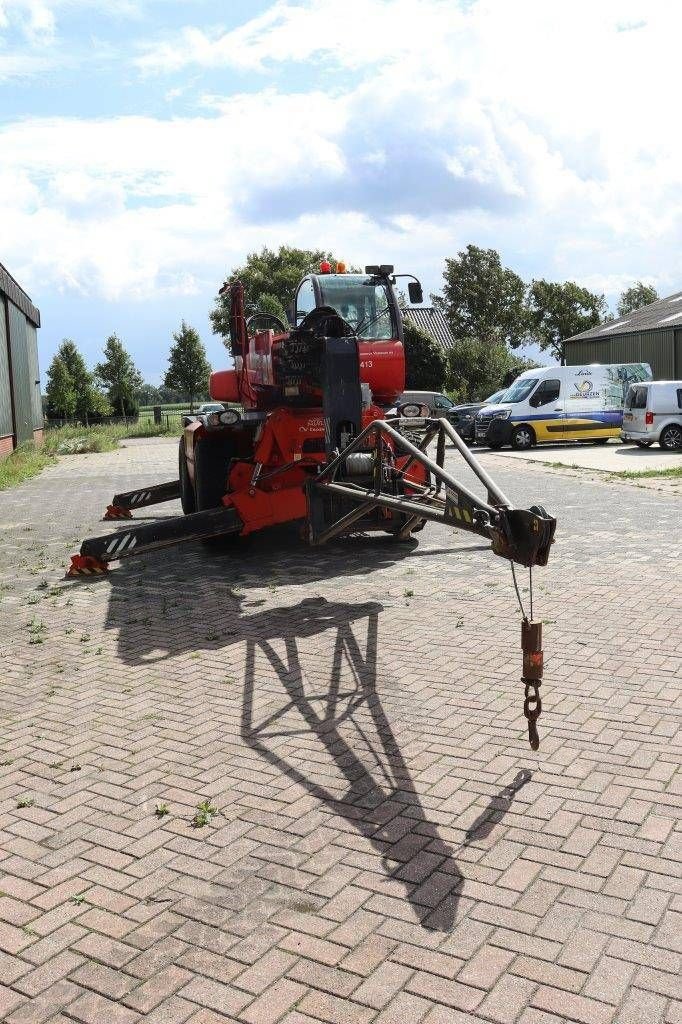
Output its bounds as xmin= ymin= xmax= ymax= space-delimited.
xmin=660 ymin=424 xmax=682 ymax=451
xmin=510 ymin=425 xmax=535 ymax=450
xmin=634 ymin=440 xmax=653 ymax=448
xmin=179 ymin=438 xmax=195 ymax=515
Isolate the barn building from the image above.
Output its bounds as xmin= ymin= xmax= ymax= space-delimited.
xmin=0 ymin=262 xmax=43 ymax=456
xmin=565 ymin=291 xmax=682 ymax=380
xmin=402 ymin=306 xmax=455 ymax=351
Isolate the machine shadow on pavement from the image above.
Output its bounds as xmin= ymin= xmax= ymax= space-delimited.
xmin=239 ymin=597 xmax=463 ymax=932
xmin=104 ymin=525 xmax=484 ymax=666
xmin=103 ymin=532 xmax=467 ymax=931
xmin=463 ymin=769 xmax=533 ymax=843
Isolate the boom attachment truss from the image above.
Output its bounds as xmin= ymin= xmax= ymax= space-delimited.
xmin=309 ymin=416 xmax=556 ymax=569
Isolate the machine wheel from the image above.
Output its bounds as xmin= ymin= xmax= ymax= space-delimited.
xmin=194 ymin=438 xmax=232 ymax=511
xmin=592 ymin=438 xmax=609 ymax=445
xmin=659 ymin=424 xmax=682 ymax=450
xmin=510 ymin=425 xmax=535 ymax=451
xmin=178 ymin=438 xmax=196 ymax=515
xmin=634 ymin=440 xmax=653 ymax=448
xmin=193 ymin=437 xmax=239 ymax=546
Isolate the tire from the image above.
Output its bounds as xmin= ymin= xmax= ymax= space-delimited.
xmin=659 ymin=424 xmax=682 ymax=451
xmin=194 ymin=438 xmax=232 ymax=511
xmin=487 ymin=440 xmax=504 ymax=451
xmin=634 ymin=440 xmax=653 ymax=448
xmin=193 ymin=437 xmax=240 ymax=547
xmin=178 ymin=437 xmax=196 ymax=515
xmin=510 ymin=425 xmax=535 ymax=451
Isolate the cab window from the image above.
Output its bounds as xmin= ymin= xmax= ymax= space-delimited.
xmin=528 ymin=379 xmax=560 ymax=408
xmin=295 ymin=279 xmax=316 ymax=322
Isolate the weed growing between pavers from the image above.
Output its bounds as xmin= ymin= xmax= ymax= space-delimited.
xmin=192 ymin=798 xmax=218 ymax=828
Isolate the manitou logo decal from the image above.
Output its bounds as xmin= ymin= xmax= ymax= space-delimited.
xmin=299 ymin=418 xmax=324 ymax=432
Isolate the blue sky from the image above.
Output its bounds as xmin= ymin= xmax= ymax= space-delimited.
xmin=2 ymin=0 xmax=681 ymax=382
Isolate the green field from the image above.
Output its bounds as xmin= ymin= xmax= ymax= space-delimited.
xmin=139 ymin=403 xmax=189 ymax=413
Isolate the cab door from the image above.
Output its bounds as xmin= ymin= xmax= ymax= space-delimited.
xmin=527 ymin=378 xmax=563 ymax=440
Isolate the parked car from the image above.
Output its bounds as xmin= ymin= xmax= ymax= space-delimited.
xmin=196 ymin=402 xmax=225 ymax=415
xmin=621 ymin=380 xmax=682 ymax=450
xmin=394 ymin=391 xmax=455 ymax=417
xmin=475 ymin=362 xmax=652 ymax=450
xmin=446 ymin=389 xmax=508 ymax=442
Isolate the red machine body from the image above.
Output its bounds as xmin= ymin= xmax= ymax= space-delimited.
xmin=179 ymin=269 xmax=424 ymax=539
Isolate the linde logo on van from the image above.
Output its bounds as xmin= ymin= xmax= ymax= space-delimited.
xmin=576 ymin=368 xmax=593 ymax=376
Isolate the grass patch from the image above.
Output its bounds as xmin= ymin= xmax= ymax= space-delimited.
xmin=0 ymin=442 xmax=55 ymax=491
xmin=43 ymin=421 xmax=178 ymax=455
xmin=0 ymin=419 xmax=181 ymax=492
xmin=609 ymin=465 xmax=682 ymax=480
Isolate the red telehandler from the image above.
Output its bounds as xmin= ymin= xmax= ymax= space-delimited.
xmin=69 ymin=262 xmax=556 ymax=748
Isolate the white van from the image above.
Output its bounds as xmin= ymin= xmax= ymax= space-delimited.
xmin=475 ymin=363 xmax=652 ymax=450
xmin=621 ymin=381 xmax=682 ymax=450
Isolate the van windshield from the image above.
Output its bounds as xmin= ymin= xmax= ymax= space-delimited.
xmin=503 ymin=378 xmax=539 ymax=403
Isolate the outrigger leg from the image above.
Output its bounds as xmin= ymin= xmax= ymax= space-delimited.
xmin=103 ymin=480 xmax=182 ymax=520
xmin=68 ymin=506 xmax=243 ymax=576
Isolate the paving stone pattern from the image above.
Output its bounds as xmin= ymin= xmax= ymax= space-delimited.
xmin=0 ymin=438 xmax=680 ymax=1023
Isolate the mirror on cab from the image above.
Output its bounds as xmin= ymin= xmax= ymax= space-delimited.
xmin=408 ymin=281 xmax=423 ymax=304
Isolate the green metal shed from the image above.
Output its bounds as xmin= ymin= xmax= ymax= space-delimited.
xmin=0 ymin=262 xmax=42 ymax=455
xmin=565 ymin=291 xmax=682 ymax=380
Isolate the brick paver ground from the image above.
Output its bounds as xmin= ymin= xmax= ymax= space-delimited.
xmin=0 ymin=437 xmax=680 ymax=1024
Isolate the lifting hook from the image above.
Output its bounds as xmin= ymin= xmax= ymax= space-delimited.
xmin=521 ymin=618 xmax=543 ymax=751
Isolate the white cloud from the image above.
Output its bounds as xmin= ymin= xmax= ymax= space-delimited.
xmin=3 ymin=0 xmax=682 ymax=310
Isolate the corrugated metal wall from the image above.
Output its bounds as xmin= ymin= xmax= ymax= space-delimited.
xmin=7 ymin=300 xmax=34 ymax=443
xmin=565 ymin=329 xmax=677 ymax=379
xmin=0 ymin=270 xmax=42 ymax=450
xmin=0 ymin=297 xmax=14 ymax=437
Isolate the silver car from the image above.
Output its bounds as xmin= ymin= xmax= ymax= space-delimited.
xmin=622 ymin=381 xmax=682 ymax=450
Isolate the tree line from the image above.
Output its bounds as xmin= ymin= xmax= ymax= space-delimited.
xmin=209 ymin=244 xmax=659 ymax=402
xmin=44 ymin=323 xmax=212 ymax=422
xmin=46 ymin=245 xmax=660 ymax=423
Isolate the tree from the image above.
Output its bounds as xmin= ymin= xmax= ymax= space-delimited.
xmin=402 ymin=320 xmax=447 ymax=391
xmin=137 ymin=383 xmax=163 ymax=406
xmin=445 ymin=338 xmax=540 ymax=403
xmin=528 ymin=280 xmax=608 ymax=363
xmin=433 ymin=245 xmax=531 ymax=348
xmin=44 ymin=356 xmax=77 ymax=421
xmin=164 ymin=321 xmax=212 ymax=412
xmin=95 ymin=334 xmax=143 ymax=424
xmin=210 ymin=245 xmax=347 ymax=343
xmin=52 ymin=339 xmax=109 ymax=424
xmin=618 ymin=281 xmax=659 ymax=316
